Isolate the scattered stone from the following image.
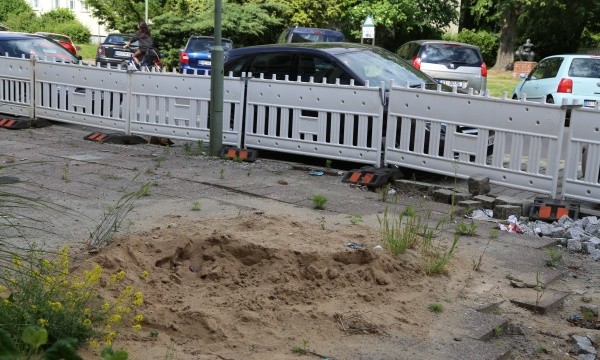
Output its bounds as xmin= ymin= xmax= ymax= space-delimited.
xmin=591 ymin=249 xmax=600 ymax=261
xmin=467 ymin=175 xmax=490 ymax=196
xmin=494 ymin=205 xmax=521 ymax=219
xmin=568 ymin=239 xmax=583 ymax=252
xmin=473 ymin=194 xmax=496 ymax=209
xmin=572 ymin=334 xmax=597 ymax=355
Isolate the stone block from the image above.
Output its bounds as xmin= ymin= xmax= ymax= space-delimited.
xmin=493 ymin=205 xmax=521 ymax=219
xmin=582 ymin=242 xmax=597 ymax=254
xmin=432 ymin=189 xmax=470 ymax=205
xmin=467 ymin=175 xmax=490 ymax=196
xmin=473 ymin=195 xmax=496 ymax=209
xmin=567 ymin=239 xmax=582 ymax=252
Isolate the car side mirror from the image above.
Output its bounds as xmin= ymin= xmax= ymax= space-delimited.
xmin=77 ymin=55 xmax=83 ymax=60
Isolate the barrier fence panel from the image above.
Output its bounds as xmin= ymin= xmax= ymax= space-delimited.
xmin=244 ymin=77 xmax=384 ymax=166
xmin=128 ymin=72 xmax=244 ymax=147
xmin=385 ymin=85 xmax=567 ymax=196
xmin=561 ymin=106 xmax=600 ymax=201
xmin=0 ymin=55 xmax=33 ymax=118
xmin=34 ymin=61 xmax=130 ymax=131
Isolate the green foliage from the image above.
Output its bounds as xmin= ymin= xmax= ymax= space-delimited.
xmin=342 ymin=0 xmax=459 ymax=50
xmin=427 ymin=303 xmax=444 ymax=313
xmin=455 ymin=220 xmax=477 ymax=236
xmin=0 ymin=0 xmax=33 ymax=23
xmin=347 ymin=214 xmax=363 ymax=225
xmin=545 ymin=247 xmax=561 ymax=267
xmin=45 ymin=21 xmax=92 ymax=43
xmin=1 ymin=6 xmax=90 ymax=43
xmin=40 ymin=8 xmax=76 ymax=23
xmin=580 ymin=28 xmax=600 ymax=51
xmin=425 ymin=235 xmax=459 ymax=275
xmin=378 ymin=206 xmax=438 ymax=255
xmin=0 ymin=326 xmax=83 ymax=360
xmin=443 ymin=29 xmax=498 ymax=67
xmin=312 ymin=194 xmax=327 ymax=210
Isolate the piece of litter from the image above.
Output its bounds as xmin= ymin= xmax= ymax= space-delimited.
xmin=346 ymin=242 xmax=365 ymax=250
xmin=373 ymin=245 xmax=383 ymax=251
xmin=309 ymin=170 xmax=324 ymax=176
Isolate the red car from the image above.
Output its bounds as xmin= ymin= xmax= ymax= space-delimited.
xmin=35 ymin=32 xmax=79 ymax=57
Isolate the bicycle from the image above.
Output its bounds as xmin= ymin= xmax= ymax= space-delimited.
xmin=123 ymin=45 xmax=162 ymax=72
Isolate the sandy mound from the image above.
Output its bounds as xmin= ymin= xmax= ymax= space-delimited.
xmin=75 ymin=212 xmax=459 ymax=360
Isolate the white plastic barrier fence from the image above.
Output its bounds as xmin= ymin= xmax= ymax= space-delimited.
xmin=34 ymin=60 xmax=129 ymax=131
xmin=561 ymin=106 xmax=600 ymax=201
xmin=244 ymin=76 xmax=385 ymax=166
xmin=0 ymin=55 xmax=33 ymax=118
xmin=385 ymin=85 xmax=567 ymax=197
xmin=128 ymin=71 xmax=244 ymax=147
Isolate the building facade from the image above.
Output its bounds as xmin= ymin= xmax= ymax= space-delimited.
xmin=28 ymin=0 xmax=109 ymax=43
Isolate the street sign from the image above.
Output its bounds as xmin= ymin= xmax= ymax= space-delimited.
xmin=362 ymin=15 xmax=375 ymax=39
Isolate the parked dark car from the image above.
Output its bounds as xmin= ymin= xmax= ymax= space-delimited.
xmin=179 ymin=36 xmax=234 ymax=74
xmin=277 ymin=27 xmax=345 ymax=43
xmin=224 ymin=42 xmax=436 ymax=90
xmin=0 ymin=32 xmax=79 ymax=63
xmin=95 ymin=33 xmax=135 ymax=67
xmin=396 ymin=40 xmax=487 ymax=94
xmin=224 ymin=43 xmax=490 ymax=155
xmin=35 ymin=32 xmax=80 ymax=57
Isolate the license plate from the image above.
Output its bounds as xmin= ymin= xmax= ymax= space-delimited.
xmin=584 ymin=100 xmax=597 ymax=108
xmin=114 ymin=51 xmax=130 ymax=57
xmin=438 ymin=80 xmax=466 ymax=88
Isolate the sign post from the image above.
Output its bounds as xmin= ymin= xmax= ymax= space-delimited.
xmin=361 ymin=15 xmax=375 ymax=44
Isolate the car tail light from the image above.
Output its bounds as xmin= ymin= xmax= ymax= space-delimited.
xmin=412 ymin=56 xmax=421 ymax=70
xmin=481 ymin=62 xmax=487 ymax=77
xmin=180 ymin=51 xmax=189 ymax=65
xmin=557 ymin=78 xmax=573 ymax=93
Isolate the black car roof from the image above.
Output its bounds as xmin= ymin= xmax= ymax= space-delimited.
xmin=227 ymin=42 xmax=375 ymax=57
xmin=0 ymin=32 xmax=47 ymax=40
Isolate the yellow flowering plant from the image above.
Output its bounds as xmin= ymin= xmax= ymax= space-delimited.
xmin=0 ymin=245 xmax=147 ymax=354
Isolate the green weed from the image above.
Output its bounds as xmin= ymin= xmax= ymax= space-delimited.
xmin=428 ymin=303 xmax=444 ymax=313
xmin=291 ymin=339 xmax=310 ymax=354
xmin=312 ymin=194 xmax=327 ymax=210
xmin=191 ymin=201 xmax=201 ymax=211
xmin=348 ymin=214 xmax=363 ymax=225
xmin=545 ymin=247 xmax=561 ymax=267
xmin=455 ymin=220 xmax=477 ymax=235
xmin=425 ymin=235 xmax=459 ymax=275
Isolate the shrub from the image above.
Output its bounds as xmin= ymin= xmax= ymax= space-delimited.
xmin=312 ymin=194 xmax=327 ymax=210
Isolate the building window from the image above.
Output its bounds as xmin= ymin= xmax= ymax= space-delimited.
xmin=32 ymin=0 xmax=39 ymax=8
xmin=69 ymin=0 xmax=75 ymax=10
xmin=53 ymin=0 xmax=60 ymax=8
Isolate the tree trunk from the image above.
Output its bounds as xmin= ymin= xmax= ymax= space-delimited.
xmin=493 ymin=4 xmax=519 ymax=70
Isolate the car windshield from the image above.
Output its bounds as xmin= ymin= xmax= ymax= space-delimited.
xmin=421 ymin=44 xmax=482 ymax=66
xmin=188 ymin=39 xmax=233 ymax=52
xmin=291 ymin=33 xmax=343 ymax=43
xmin=568 ymin=58 xmax=600 ymax=78
xmin=105 ymin=35 xmax=133 ymax=44
xmin=336 ymin=47 xmax=433 ymax=89
xmin=0 ymin=38 xmax=78 ymax=63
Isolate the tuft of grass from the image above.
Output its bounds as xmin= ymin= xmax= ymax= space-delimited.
xmin=545 ymin=247 xmax=561 ymax=267
xmin=428 ymin=303 xmax=444 ymax=313
xmin=291 ymin=339 xmax=310 ymax=354
xmin=347 ymin=214 xmax=363 ymax=225
xmin=455 ymin=220 xmax=477 ymax=235
xmin=378 ymin=206 xmax=437 ymax=255
xmin=425 ymin=235 xmax=459 ymax=275
xmin=87 ymin=184 xmax=150 ymax=249
xmin=191 ymin=200 xmax=201 ymax=211
xmin=312 ymin=194 xmax=327 ymax=210
xmin=472 ymin=237 xmax=492 ymax=271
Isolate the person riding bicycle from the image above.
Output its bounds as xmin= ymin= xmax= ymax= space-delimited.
xmin=126 ymin=21 xmax=156 ymax=68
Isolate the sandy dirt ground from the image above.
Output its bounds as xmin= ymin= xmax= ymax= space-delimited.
xmin=73 ymin=208 xmax=600 ymax=360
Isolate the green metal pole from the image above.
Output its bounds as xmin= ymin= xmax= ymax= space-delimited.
xmin=209 ymin=0 xmax=224 ymax=156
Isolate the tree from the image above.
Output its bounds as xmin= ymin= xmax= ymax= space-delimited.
xmin=472 ymin=0 xmax=600 ymax=70
xmin=0 ymin=0 xmax=33 ymax=23
xmin=339 ymin=0 xmax=459 ymax=50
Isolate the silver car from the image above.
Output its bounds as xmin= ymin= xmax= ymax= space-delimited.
xmin=397 ymin=40 xmax=487 ymax=94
